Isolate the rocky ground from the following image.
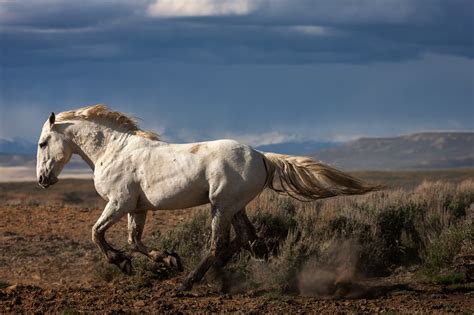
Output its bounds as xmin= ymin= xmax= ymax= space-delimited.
xmin=0 ymin=179 xmax=473 ymax=313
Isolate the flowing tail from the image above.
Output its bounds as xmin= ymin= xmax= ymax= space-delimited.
xmin=262 ymin=153 xmax=379 ymax=201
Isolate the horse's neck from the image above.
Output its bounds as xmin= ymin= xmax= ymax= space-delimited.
xmin=62 ymin=121 xmax=130 ymax=170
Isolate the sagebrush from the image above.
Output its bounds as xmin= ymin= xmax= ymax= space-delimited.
xmin=99 ymin=180 xmax=474 ymax=291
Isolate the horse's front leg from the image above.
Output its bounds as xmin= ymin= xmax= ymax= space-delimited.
xmin=127 ymin=212 xmax=183 ymax=270
xmin=92 ymin=199 xmax=134 ymax=274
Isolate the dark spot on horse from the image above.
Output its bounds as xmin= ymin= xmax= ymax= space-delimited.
xmin=190 ymin=144 xmax=201 ymax=154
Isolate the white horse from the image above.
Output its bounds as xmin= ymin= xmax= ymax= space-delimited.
xmin=36 ymin=104 xmax=376 ymax=290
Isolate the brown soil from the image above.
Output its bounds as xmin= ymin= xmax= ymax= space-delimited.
xmin=1 ymin=180 xmax=473 ymax=313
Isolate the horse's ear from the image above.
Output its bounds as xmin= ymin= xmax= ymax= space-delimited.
xmin=49 ymin=112 xmax=55 ymax=127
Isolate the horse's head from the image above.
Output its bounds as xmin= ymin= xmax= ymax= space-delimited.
xmin=36 ymin=112 xmax=73 ymax=188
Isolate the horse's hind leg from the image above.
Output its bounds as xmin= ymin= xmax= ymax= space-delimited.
xmin=127 ymin=211 xmax=148 ymax=253
xmin=232 ymin=209 xmax=256 ymax=249
xmin=179 ymin=205 xmax=234 ymax=291
xmin=207 ymin=208 xmax=254 ymax=292
xmin=210 ymin=208 xmax=254 ymax=271
xmin=233 ymin=210 xmax=267 ymax=259
xmin=127 ymin=212 xmax=183 ymax=270
xmin=92 ymin=200 xmax=134 ymax=274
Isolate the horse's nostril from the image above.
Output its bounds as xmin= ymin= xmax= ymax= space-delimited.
xmin=39 ymin=175 xmax=44 ymax=183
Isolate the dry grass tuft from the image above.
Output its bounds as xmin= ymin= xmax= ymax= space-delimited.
xmin=91 ymin=179 xmax=473 ymax=294
xmin=149 ymin=180 xmax=474 ymax=293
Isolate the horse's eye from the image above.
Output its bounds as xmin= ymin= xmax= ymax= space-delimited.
xmin=39 ymin=141 xmax=47 ymax=149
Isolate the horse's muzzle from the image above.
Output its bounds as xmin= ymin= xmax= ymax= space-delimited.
xmin=38 ymin=174 xmax=58 ymax=188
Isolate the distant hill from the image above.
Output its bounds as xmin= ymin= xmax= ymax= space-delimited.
xmin=0 ymin=138 xmax=36 ymax=155
xmin=313 ymin=132 xmax=474 ymax=170
xmin=256 ymin=140 xmax=339 ymax=155
xmin=0 ymin=153 xmax=91 ymax=182
xmin=1 ymin=132 xmax=473 ymax=172
xmin=0 ymin=153 xmax=36 ymax=167
xmin=0 ymin=153 xmax=89 ymax=169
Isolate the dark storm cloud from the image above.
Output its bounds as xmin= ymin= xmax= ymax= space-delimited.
xmin=0 ymin=0 xmax=146 ymax=28
xmin=1 ymin=0 xmax=473 ymax=66
xmin=1 ymin=1 xmax=472 ymax=145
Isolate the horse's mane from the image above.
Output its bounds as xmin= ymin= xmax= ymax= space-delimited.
xmin=56 ymin=104 xmax=160 ymax=141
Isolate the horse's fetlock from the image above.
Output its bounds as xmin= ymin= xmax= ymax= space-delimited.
xmin=107 ymin=253 xmax=117 ymax=264
xmin=107 ymin=251 xmax=122 ymax=264
xmin=163 ymin=252 xmax=183 ymax=271
xmin=129 ymin=243 xmax=139 ymax=252
xmin=107 ymin=251 xmax=133 ymax=274
xmin=91 ymin=226 xmax=102 ymax=243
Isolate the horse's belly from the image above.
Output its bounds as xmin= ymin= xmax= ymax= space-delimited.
xmin=137 ymin=180 xmax=209 ymax=210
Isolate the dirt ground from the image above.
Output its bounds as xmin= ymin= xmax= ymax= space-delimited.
xmin=0 ymin=179 xmax=473 ymax=313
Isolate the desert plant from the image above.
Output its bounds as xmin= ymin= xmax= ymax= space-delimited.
xmin=153 ymin=208 xmax=211 ymax=269
xmin=421 ymin=223 xmax=471 ymax=277
xmin=147 ymin=180 xmax=474 ymax=291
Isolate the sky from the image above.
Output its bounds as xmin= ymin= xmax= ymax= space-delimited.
xmin=0 ymin=0 xmax=473 ymax=146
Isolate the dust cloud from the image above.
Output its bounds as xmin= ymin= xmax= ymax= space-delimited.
xmin=297 ymin=239 xmax=361 ymax=298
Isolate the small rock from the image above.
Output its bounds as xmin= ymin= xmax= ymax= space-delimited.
xmin=134 ymin=300 xmax=146 ymax=308
xmin=11 ymin=296 xmax=22 ymax=305
xmin=432 ymin=303 xmax=443 ymax=309
xmin=5 ymin=284 xmax=18 ymax=293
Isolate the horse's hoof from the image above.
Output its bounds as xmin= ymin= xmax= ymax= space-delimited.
xmin=118 ymin=256 xmax=133 ymax=275
xmin=163 ymin=252 xmax=183 ymax=272
xmin=109 ymin=252 xmax=133 ymax=275
xmin=149 ymin=250 xmax=164 ymax=262
xmin=177 ymin=282 xmax=192 ymax=292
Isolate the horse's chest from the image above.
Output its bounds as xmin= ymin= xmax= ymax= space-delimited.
xmin=93 ymin=162 xmax=137 ymax=198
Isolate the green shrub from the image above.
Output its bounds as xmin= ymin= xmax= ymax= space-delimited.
xmin=93 ymin=258 xmax=124 ymax=283
xmin=258 ymin=230 xmax=319 ymax=292
xmin=251 ymin=206 xmax=297 ymax=256
xmin=444 ymin=191 xmax=474 ymax=220
xmin=153 ymin=209 xmax=211 ymax=269
xmin=147 ymin=180 xmax=474 ymax=291
xmin=422 ymin=224 xmax=471 ymax=277
xmin=93 ymin=254 xmax=177 ymax=288
xmin=431 ymin=272 xmax=466 ymax=285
